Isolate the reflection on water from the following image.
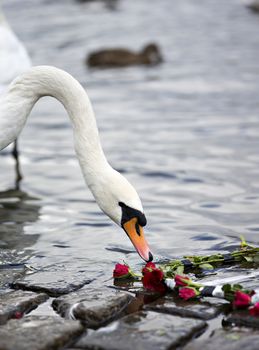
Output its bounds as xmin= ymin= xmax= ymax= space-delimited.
xmin=0 ymin=188 xmax=40 ymax=252
xmin=0 ymin=0 xmax=259 ymax=281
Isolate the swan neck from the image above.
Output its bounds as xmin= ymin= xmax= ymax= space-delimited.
xmin=0 ymin=66 xmax=109 ymax=182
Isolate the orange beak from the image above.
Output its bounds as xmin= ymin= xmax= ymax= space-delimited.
xmin=123 ymin=217 xmax=153 ymax=262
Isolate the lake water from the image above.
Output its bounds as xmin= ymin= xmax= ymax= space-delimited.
xmin=1 ymin=0 xmax=259 ymax=283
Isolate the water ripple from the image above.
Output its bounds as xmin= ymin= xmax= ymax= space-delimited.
xmin=0 ymin=0 xmax=259 ymax=274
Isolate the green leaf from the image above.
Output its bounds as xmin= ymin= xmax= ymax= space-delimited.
xmin=233 ymin=284 xmax=242 ymax=291
xmin=199 ymin=263 xmax=214 ymax=270
xmin=244 ymin=256 xmax=253 ymax=262
xmin=176 ymin=265 xmax=184 ymax=275
xmin=222 ymin=284 xmax=231 ymax=293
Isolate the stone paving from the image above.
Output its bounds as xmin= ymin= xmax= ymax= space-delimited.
xmin=144 ymin=294 xmax=228 ymax=320
xmin=74 ymin=311 xmax=206 ymax=350
xmin=52 ymin=286 xmax=134 ymax=328
xmin=185 ymin=329 xmax=259 ymax=350
xmin=0 ymin=290 xmax=48 ymax=325
xmin=12 ymin=264 xmax=95 ymax=297
xmin=0 ymin=316 xmax=84 ymax=350
xmin=1 ymin=252 xmax=259 ymax=350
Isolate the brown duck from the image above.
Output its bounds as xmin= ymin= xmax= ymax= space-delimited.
xmin=87 ymin=43 xmax=163 ymax=68
xmin=247 ymin=1 xmax=259 ymax=13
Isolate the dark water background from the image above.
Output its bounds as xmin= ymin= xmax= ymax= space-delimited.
xmin=1 ymin=0 xmax=259 ymax=282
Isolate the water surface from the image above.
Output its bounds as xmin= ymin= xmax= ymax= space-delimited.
xmin=1 ymin=0 xmax=259 ymax=281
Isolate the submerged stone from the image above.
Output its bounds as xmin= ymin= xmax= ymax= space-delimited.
xmin=12 ymin=269 xmax=93 ymax=297
xmin=0 ymin=315 xmax=84 ymax=350
xmin=185 ymin=328 xmax=259 ymax=350
xmin=0 ymin=290 xmax=48 ymax=325
xmin=74 ymin=310 xmax=206 ymax=350
xmin=223 ymin=312 xmax=259 ymax=329
xmin=52 ymin=286 xmax=133 ymax=329
xmin=0 ymin=267 xmax=25 ymax=291
xmin=0 ymin=250 xmax=27 ymax=290
xmin=144 ymin=295 xmax=226 ymax=320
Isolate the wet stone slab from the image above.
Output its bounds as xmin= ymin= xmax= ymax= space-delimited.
xmin=74 ymin=310 xmax=206 ymax=350
xmin=185 ymin=328 xmax=259 ymax=350
xmin=52 ymin=286 xmax=133 ymax=329
xmin=0 ymin=290 xmax=48 ymax=325
xmin=12 ymin=269 xmax=94 ymax=297
xmin=144 ymin=295 xmax=227 ymax=320
xmin=0 ymin=315 xmax=84 ymax=350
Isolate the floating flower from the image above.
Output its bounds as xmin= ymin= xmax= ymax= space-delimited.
xmin=142 ymin=267 xmax=166 ymax=293
xmin=179 ymin=287 xmax=198 ymax=300
xmin=175 ymin=274 xmax=191 ymax=287
xmin=142 ymin=262 xmax=156 ymax=274
xmin=233 ymin=291 xmax=251 ymax=308
xmin=249 ymin=302 xmax=259 ymax=317
xmin=113 ymin=263 xmax=131 ymax=279
xmin=113 ymin=244 xmax=259 ymax=318
xmin=13 ymin=311 xmax=23 ymax=319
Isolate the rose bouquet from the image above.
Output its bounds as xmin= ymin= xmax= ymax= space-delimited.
xmin=113 ymin=242 xmax=259 ymax=316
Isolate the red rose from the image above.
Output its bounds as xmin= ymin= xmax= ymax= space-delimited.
xmin=175 ymin=274 xmax=191 ymax=287
xmin=142 ymin=262 xmax=156 ymax=275
xmin=249 ymin=302 xmax=259 ymax=317
xmin=179 ymin=287 xmax=197 ymax=300
xmin=142 ymin=268 xmax=166 ymax=293
xmin=13 ymin=311 xmax=23 ymax=319
xmin=113 ymin=263 xmax=130 ymax=279
xmin=233 ymin=291 xmax=251 ymax=308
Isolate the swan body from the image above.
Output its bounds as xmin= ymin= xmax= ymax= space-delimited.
xmin=0 ymin=66 xmax=152 ymax=262
xmin=0 ymin=8 xmax=31 ymax=91
xmin=0 ymin=4 xmax=31 ymax=183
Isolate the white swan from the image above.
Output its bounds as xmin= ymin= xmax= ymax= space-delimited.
xmin=0 ymin=4 xmax=31 ymax=182
xmin=0 ymin=66 xmax=153 ymax=262
xmin=0 ymin=6 xmax=31 ymax=91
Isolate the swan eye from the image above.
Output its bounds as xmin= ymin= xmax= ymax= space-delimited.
xmin=135 ymin=222 xmax=141 ymax=236
xmin=138 ymin=215 xmax=147 ymax=227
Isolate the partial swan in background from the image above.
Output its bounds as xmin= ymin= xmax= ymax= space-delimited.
xmin=0 ymin=5 xmax=31 ymax=184
xmin=0 ymin=66 xmax=153 ymax=262
xmin=0 ymin=8 xmax=31 ymax=88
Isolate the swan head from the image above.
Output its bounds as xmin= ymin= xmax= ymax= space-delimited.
xmin=89 ymin=168 xmax=153 ymax=262
xmin=142 ymin=43 xmax=163 ymax=65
